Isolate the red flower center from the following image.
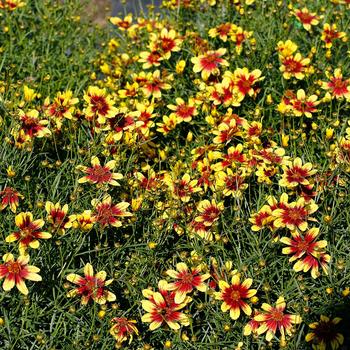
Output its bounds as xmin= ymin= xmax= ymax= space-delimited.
xmin=230 ymin=290 xmax=241 ymax=301
xmin=270 ymin=309 xmax=284 ymax=321
xmin=6 ymin=261 xmax=22 ymax=274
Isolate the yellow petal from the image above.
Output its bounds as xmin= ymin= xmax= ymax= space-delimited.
xmin=16 ymin=279 xmax=29 ymax=295
xmin=3 ymin=277 xmax=15 ymax=291
xmin=84 ymin=263 xmax=94 ymax=277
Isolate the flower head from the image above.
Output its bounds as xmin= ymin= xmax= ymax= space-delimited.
xmin=66 ymin=263 xmax=116 ymax=305
xmin=110 ymin=317 xmax=139 ymax=345
xmin=191 ymin=48 xmax=229 ymax=80
xmin=0 ymin=187 xmax=22 ymax=213
xmin=77 ymin=156 xmax=123 ymax=187
xmin=280 ymin=228 xmax=330 ymax=278
xmin=0 ymin=253 xmax=41 ymax=295
xmin=166 ymin=262 xmax=210 ymax=303
xmin=214 ymin=274 xmax=257 ymax=320
xmin=91 ymin=195 xmax=132 ymax=228
xmin=255 ymin=296 xmax=302 ymax=342
xmin=6 ymin=212 xmax=51 ymax=254
xmin=141 ymin=280 xmax=191 ymax=330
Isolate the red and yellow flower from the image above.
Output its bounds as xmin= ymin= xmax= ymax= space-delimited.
xmin=110 ymin=317 xmax=139 ymax=345
xmin=167 ymin=97 xmax=198 ymax=123
xmin=272 ymin=196 xmax=318 ymax=231
xmin=195 ymin=199 xmax=224 ymax=226
xmin=293 ymin=7 xmax=320 ymax=31
xmin=214 ymin=274 xmax=257 ymax=320
xmin=0 ymin=253 xmax=41 ymax=295
xmin=6 ymin=212 xmax=51 ymax=254
xmin=166 ymin=262 xmax=210 ymax=303
xmin=77 ymin=156 xmax=123 ymax=187
xmin=91 ymin=195 xmax=132 ymax=228
xmin=150 ymin=28 xmax=182 ymax=59
xmin=255 ymin=297 xmax=302 ymax=342
xmin=163 ymin=173 xmax=201 ymax=202
xmin=191 ymin=48 xmax=229 ymax=80
xmin=0 ymin=187 xmax=22 ymax=212
xmin=83 ymin=86 xmax=118 ymax=124
xmin=66 ymin=263 xmax=116 ymax=305
xmin=110 ymin=14 xmax=132 ymax=31
xmin=321 ymin=68 xmax=350 ymax=100
xmin=290 ymin=89 xmax=319 ymax=118
xmin=280 ymin=227 xmax=330 ymax=278
xmin=279 ymin=53 xmax=311 ymax=80
xmin=45 ymin=202 xmax=76 ymax=235
xmin=141 ymin=280 xmax=191 ymax=330
xmin=12 ymin=109 xmax=51 ymax=145
xmin=279 ymin=157 xmax=317 ymax=188
xmin=321 ymin=23 xmax=347 ymax=49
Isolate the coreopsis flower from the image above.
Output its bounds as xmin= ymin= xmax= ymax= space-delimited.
xmin=83 ymin=86 xmax=118 ymax=124
xmin=230 ymin=26 xmax=252 ymax=55
xmin=279 ymin=157 xmax=317 ymax=188
xmin=5 ymin=212 xmax=51 ymax=254
xmin=280 ymin=228 xmax=330 ymax=278
xmin=13 ymin=109 xmax=51 ymax=145
xmin=163 ymin=173 xmax=201 ymax=202
xmin=138 ymin=51 xmax=163 ymax=69
xmin=212 ymin=117 xmax=241 ymax=144
xmin=223 ymin=68 xmax=263 ymax=98
xmin=110 ymin=317 xmax=139 ymax=345
xmin=195 ymin=199 xmax=224 ymax=226
xmin=44 ymin=90 xmax=79 ymax=129
xmin=118 ymin=82 xmax=139 ymax=99
xmin=141 ymin=280 xmax=191 ymax=330
xmin=66 ymin=263 xmax=116 ymax=305
xmin=208 ymin=82 xmax=244 ymax=107
xmin=129 ymin=102 xmax=156 ymax=136
xmin=77 ymin=156 xmax=123 ymax=187
xmin=276 ymin=40 xmax=298 ymax=58
xmin=213 ymin=144 xmax=246 ymax=171
xmin=321 ymin=23 xmax=347 ymax=49
xmin=156 ymin=114 xmax=177 ymax=135
xmin=214 ymin=274 xmax=257 ymax=320
xmin=255 ymin=297 xmax=302 ymax=342
xmin=73 ymin=210 xmax=95 ymax=231
xmin=165 ymin=262 xmax=210 ymax=303
xmin=0 ymin=253 xmax=41 ymax=295
xmin=290 ymin=89 xmax=319 ymax=118
xmin=150 ymin=28 xmax=182 ymax=59
xmin=272 ymin=196 xmax=318 ymax=231
xmin=208 ymin=23 xmax=234 ymax=42
xmin=293 ymin=7 xmax=320 ymax=31
xmin=306 ymin=315 xmax=344 ymax=350
xmin=188 ymin=219 xmax=213 ymax=241
xmin=45 ymin=202 xmax=76 ymax=234
xmin=255 ymin=165 xmax=278 ymax=185
xmin=0 ymin=187 xmax=22 ymax=212
xmin=167 ymin=97 xmax=198 ymax=123
xmin=110 ymin=14 xmax=132 ymax=30
xmin=321 ymin=68 xmax=350 ymax=100
xmin=279 ymin=53 xmax=311 ymax=80
xmin=142 ymin=70 xmax=172 ymax=98
xmin=249 ymin=205 xmax=273 ymax=231
xmin=215 ymin=168 xmax=248 ymax=198
xmin=91 ymin=195 xmax=132 ymax=228
xmin=191 ymin=48 xmax=229 ymax=80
